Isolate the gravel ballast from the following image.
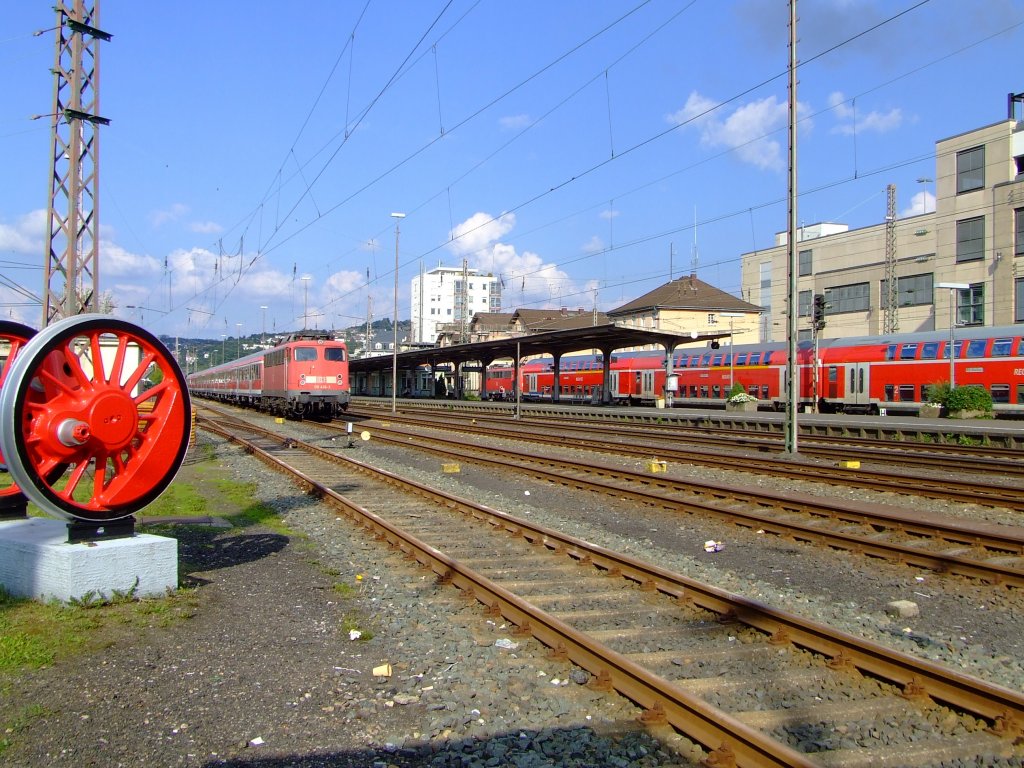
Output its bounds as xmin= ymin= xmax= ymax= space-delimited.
xmin=4 ymin=417 xmax=1024 ymax=767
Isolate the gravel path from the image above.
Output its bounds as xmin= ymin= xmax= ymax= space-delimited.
xmin=4 ymin=415 xmax=1023 ymax=768
xmin=0 ymin=433 xmax=700 ymax=768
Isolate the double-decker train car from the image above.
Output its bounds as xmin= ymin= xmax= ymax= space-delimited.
xmin=481 ymin=324 xmax=1024 ymax=415
xmin=188 ymin=330 xmax=350 ymax=420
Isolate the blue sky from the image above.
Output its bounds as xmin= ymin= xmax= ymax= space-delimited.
xmin=2 ymin=0 xmax=1022 ymax=340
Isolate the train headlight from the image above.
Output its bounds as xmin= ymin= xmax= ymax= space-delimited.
xmin=336 ymin=374 xmax=343 ymax=385
xmin=299 ymin=374 xmax=306 ymax=385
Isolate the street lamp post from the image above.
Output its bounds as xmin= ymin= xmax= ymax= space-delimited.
xmin=260 ymin=305 xmax=268 ymax=346
xmin=936 ymin=282 xmax=968 ymax=389
xmin=220 ymin=334 xmax=227 ymax=364
xmin=720 ymin=312 xmax=744 ymax=389
xmin=236 ymin=323 xmax=243 ymax=359
xmin=390 ymin=212 xmax=406 ymax=413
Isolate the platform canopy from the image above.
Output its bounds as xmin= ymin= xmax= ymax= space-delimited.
xmin=349 ymin=321 xmax=732 ymax=377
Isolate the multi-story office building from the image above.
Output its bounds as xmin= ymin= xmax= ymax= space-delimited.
xmin=740 ymin=93 xmax=1024 ymax=343
xmin=410 ymin=264 xmax=502 ymax=344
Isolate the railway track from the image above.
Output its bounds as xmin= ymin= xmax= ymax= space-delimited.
xmin=347 ymin=409 xmax=1024 ymax=511
xmin=195 ymin=407 xmax=1024 ymax=768
xmin=351 ymin=398 xmax=1024 ymax=466
xmin=331 ymin=416 xmax=1024 ymax=589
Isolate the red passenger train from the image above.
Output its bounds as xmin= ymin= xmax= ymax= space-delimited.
xmin=482 ymin=324 xmax=1024 ymax=416
xmin=188 ymin=330 xmax=350 ymax=420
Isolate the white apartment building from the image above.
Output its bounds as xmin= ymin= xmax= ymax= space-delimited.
xmin=410 ymin=264 xmax=502 ymax=344
xmin=740 ymin=93 xmax=1024 ymax=342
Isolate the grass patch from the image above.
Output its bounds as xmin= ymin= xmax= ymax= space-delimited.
xmin=0 ymin=703 xmax=53 ymax=757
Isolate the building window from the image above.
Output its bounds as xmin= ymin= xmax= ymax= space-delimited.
xmin=826 ymin=282 xmax=869 ymax=313
xmin=956 ymin=283 xmax=984 ymax=326
xmin=956 ymin=146 xmax=985 ymax=193
xmin=956 ymin=216 xmax=985 ymax=263
xmin=798 ymin=290 xmax=811 ymax=317
xmin=881 ymin=273 xmax=933 ymax=309
xmin=798 ymin=249 xmax=812 ymax=276
xmin=1016 ymin=208 xmax=1024 ymax=257
xmin=707 ymin=313 xmax=717 ymax=325
xmin=1016 ymin=278 xmax=1024 ymax=323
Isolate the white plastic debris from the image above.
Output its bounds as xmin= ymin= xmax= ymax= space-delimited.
xmin=524 ymin=490 xmax=530 ymax=496
xmin=703 ymin=540 xmax=723 ymax=552
xmin=349 ymin=629 xmax=362 ymax=641
xmin=248 ymin=737 xmax=265 ymax=747
xmin=494 ymin=638 xmax=519 ymax=650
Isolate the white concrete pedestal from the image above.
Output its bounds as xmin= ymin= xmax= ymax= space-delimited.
xmin=0 ymin=517 xmax=178 ymax=602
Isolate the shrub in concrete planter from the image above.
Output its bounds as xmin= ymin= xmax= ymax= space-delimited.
xmin=726 ymin=391 xmax=758 ymax=412
xmin=945 ymin=385 xmax=993 ymax=419
xmin=918 ymin=403 xmax=943 ymax=419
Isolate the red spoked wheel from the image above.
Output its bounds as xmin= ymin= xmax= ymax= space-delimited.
xmin=0 ymin=315 xmax=191 ymax=522
xmin=0 ymin=321 xmax=37 ymax=508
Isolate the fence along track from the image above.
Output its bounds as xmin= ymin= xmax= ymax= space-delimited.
xmin=197 ymin=409 xmax=1024 ymax=768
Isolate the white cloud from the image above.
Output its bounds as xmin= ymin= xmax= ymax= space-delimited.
xmin=582 ymin=235 xmax=605 ymax=254
xmin=189 ymin=220 xmax=223 ymax=235
xmin=445 ymin=212 xmax=579 ymax=309
xmin=498 ymin=114 xmax=531 ymax=131
xmin=0 ymin=210 xmax=47 ymax=254
xmin=668 ymin=91 xmax=801 ymax=172
xmin=828 ymin=91 xmax=903 ymax=136
xmin=901 ymin=190 xmax=934 ymax=218
xmin=149 ymin=203 xmax=189 ymax=228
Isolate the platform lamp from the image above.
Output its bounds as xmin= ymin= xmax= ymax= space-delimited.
xmin=390 ymin=212 xmax=405 ymax=413
xmin=719 ymin=313 xmax=744 ymax=389
xmin=936 ymin=282 xmax=968 ymax=389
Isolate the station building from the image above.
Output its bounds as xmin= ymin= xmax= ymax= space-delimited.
xmin=740 ymin=93 xmax=1024 ymax=343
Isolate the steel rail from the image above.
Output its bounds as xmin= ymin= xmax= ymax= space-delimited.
xmin=354 ymin=410 xmax=1024 ymax=510
xmin=355 ymin=422 xmax=1024 ymax=588
xmin=196 ymin=411 xmax=1024 ymax=753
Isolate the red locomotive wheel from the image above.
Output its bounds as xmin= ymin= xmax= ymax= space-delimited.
xmin=0 ymin=315 xmax=191 ymax=521
xmin=0 ymin=321 xmax=37 ymax=506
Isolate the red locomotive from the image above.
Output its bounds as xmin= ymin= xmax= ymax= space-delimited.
xmin=188 ymin=330 xmax=350 ymax=420
xmin=482 ymin=324 xmax=1024 ymax=416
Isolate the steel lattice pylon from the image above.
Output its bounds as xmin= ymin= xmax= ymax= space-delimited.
xmin=882 ymin=183 xmax=898 ymax=334
xmin=42 ymin=0 xmax=110 ymax=326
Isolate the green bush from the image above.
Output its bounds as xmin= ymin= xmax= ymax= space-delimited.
xmin=945 ymin=385 xmax=993 ymax=414
xmin=727 ymin=382 xmax=746 ymax=399
xmin=924 ymin=381 xmax=951 ymax=406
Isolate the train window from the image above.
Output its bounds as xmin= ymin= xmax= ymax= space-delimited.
xmin=325 ymin=348 xmax=347 ymax=362
xmin=711 ymin=385 xmax=721 ymax=398
xmin=712 ymin=355 xmax=722 ymax=366
xmin=920 ymin=342 xmax=939 ymax=359
xmin=898 ymin=384 xmax=915 ymax=401
xmin=748 ymin=353 xmax=761 ymax=365
xmin=828 ymin=366 xmax=838 ymax=382
xmin=884 ymin=384 xmax=895 ymax=401
xmin=700 ymin=353 xmax=712 ymax=366
xmin=747 ymin=385 xmax=758 ymax=396
xmin=723 ymin=353 xmax=732 ymax=366
xmin=885 ymin=344 xmax=898 ymax=361
xmin=920 ymin=385 xmax=929 ymax=402
xmin=991 ymin=384 xmax=1010 ymax=404
xmin=736 ymin=353 xmax=748 ymax=365
xmin=699 ymin=385 xmax=708 ymax=397
xmin=762 ymin=351 xmax=773 ymax=364
xmin=991 ymin=338 xmax=1013 ymax=357
xmin=899 ymin=344 xmax=918 ymax=360
xmin=943 ymin=340 xmax=965 ymax=359
xmin=760 ymin=385 xmax=769 ymax=399
xmin=965 ymin=339 xmax=987 ymax=358
xmin=1018 ymin=339 xmax=1024 ymax=356
xmin=689 ymin=385 xmax=698 ymax=397
xmin=294 ymin=347 xmax=317 ymax=362
xmin=1018 ymin=384 xmax=1024 ymax=405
